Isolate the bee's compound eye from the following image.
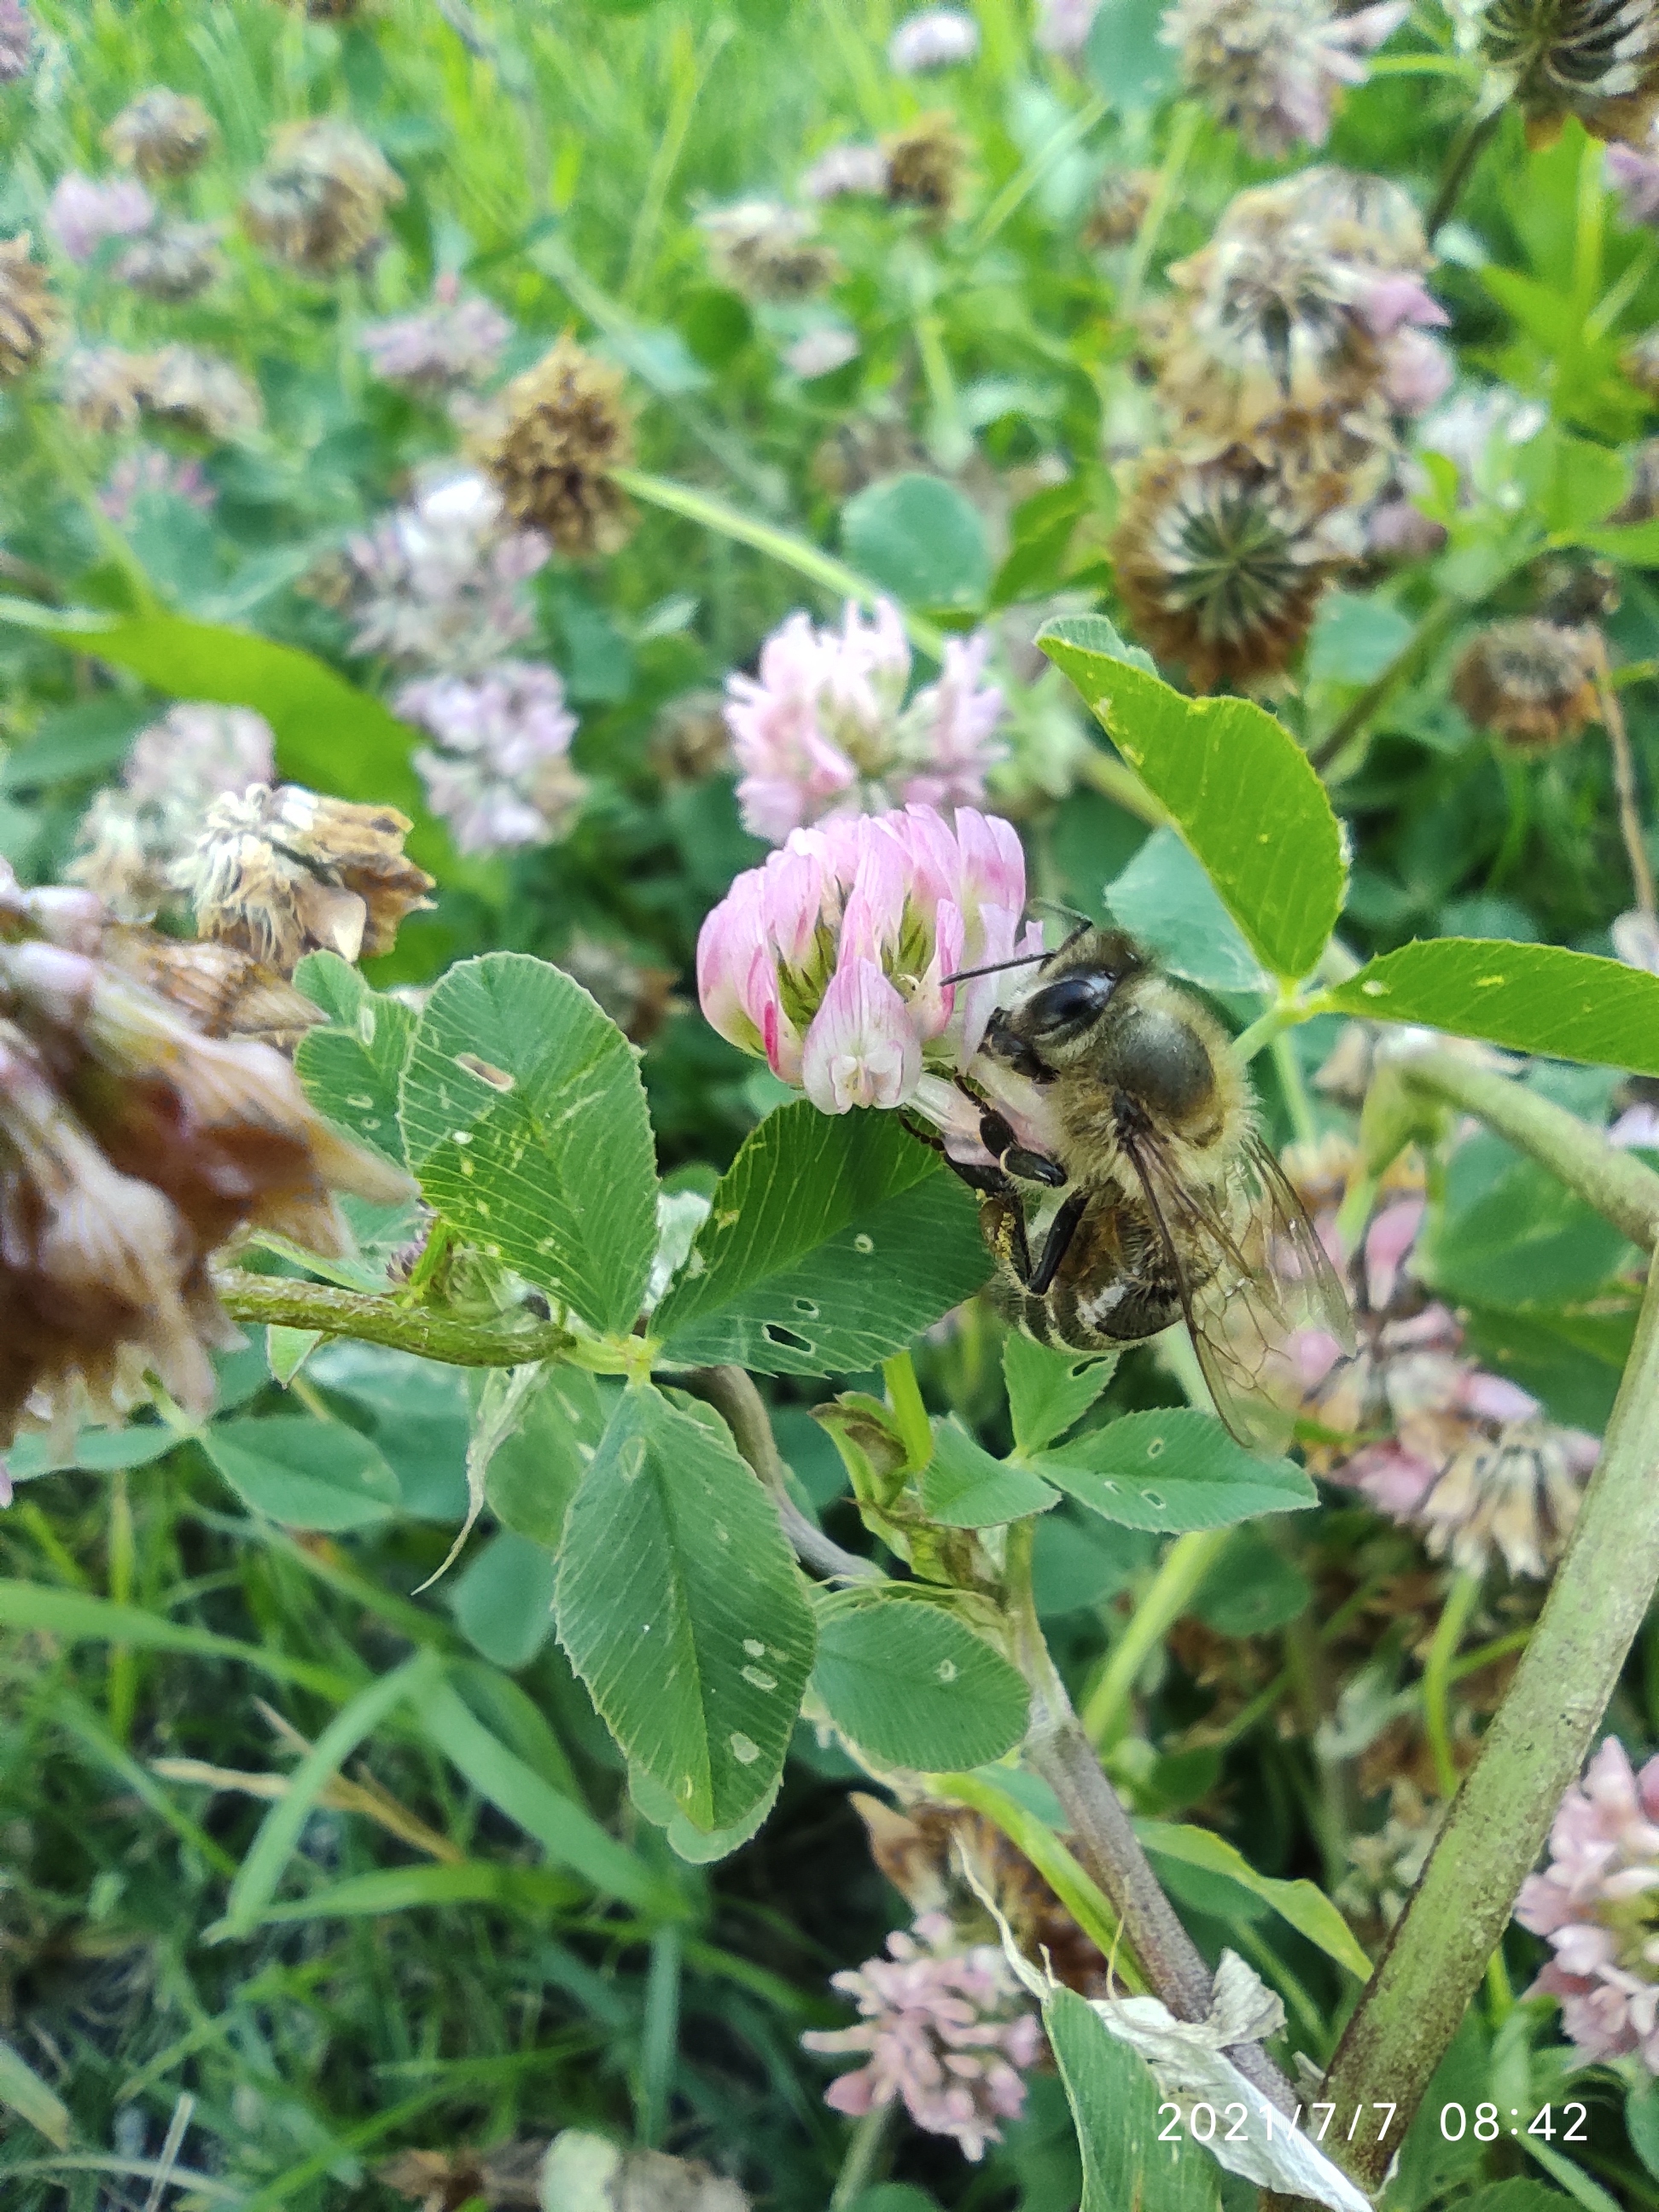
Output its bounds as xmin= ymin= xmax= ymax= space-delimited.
xmin=1026 ymin=973 xmax=1110 ymax=1035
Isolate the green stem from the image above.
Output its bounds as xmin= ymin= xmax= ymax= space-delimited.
xmin=972 ymin=91 xmax=1109 ymax=247
xmin=1321 ymin=1254 xmax=1659 ymax=2188
xmin=1231 ymin=995 xmax=1309 ymax=1068
xmin=1427 ymin=101 xmax=1503 ymax=238
xmin=1310 ymin=597 xmax=1464 ymax=775
xmin=1269 ymin=1028 xmax=1318 ymax=1147
xmin=1392 ymin=1048 xmax=1659 ymax=1251
xmin=213 ymin=1269 xmax=583 ymax=1367
xmin=1075 ymin=742 xmax=1167 ymax=830
xmin=1422 ymin=1570 xmax=1482 ymax=1802
xmin=882 ymin=1350 xmax=934 ymax=1470
xmin=1080 ymin=1527 xmax=1231 ymax=1749
xmin=1120 ymin=102 xmax=1201 ymax=317
xmin=828 ymin=2105 xmax=893 ymax=2209
xmin=690 ymin=1366 xmax=882 ymax=1584
xmin=612 ymin=465 xmax=949 ymax=659
xmin=636 ymin=1924 xmax=682 ymax=2149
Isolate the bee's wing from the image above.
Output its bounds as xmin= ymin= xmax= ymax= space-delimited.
xmin=1117 ymin=1126 xmax=1353 ymax=1458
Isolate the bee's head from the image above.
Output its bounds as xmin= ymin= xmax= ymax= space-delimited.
xmin=992 ymin=928 xmax=1144 ymax=1066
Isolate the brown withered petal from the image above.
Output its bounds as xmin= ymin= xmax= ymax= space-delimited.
xmin=242 ymin=119 xmax=403 ymax=276
xmin=0 ymin=867 xmax=408 ymax=1454
xmin=1478 ymin=0 xmax=1659 ymax=143
xmin=103 ymin=929 xmax=325 ymax=1051
xmin=1451 ymin=618 xmax=1601 ymax=748
xmin=0 ymin=235 xmax=58 ymax=383
xmin=1111 ymin=443 xmax=1363 ymax=690
xmin=114 ymin=222 xmax=222 ymax=304
xmin=478 ymin=335 xmax=636 ymax=557
xmin=882 ymin=111 xmax=969 ymax=219
xmin=555 ymin=934 xmax=677 ymax=1046
xmin=176 ymin=784 xmax=434 ymax=974
xmin=104 ymin=88 xmax=216 ymax=179
xmin=377 ymin=2141 xmax=545 ymax=2212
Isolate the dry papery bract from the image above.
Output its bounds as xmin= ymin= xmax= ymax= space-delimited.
xmin=1452 ymin=618 xmax=1603 ymax=749
xmin=241 ymin=119 xmax=403 ymax=276
xmin=477 ymin=335 xmax=637 ymax=557
xmin=175 ymin=783 xmax=434 ymax=974
xmin=0 ymin=864 xmax=406 ymax=1455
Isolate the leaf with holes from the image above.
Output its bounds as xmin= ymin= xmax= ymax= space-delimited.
xmin=808 ymin=1590 xmax=1029 ymax=1769
xmin=652 ymin=1102 xmax=989 ymax=1374
xmin=399 ymin=954 xmax=659 ymax=1337
xmin=294 ymin=952 xmax=418 ymax=1166
xmin=555 ymin=1387 xmax=816 ymax=1835
xmin=1033 ymin=1411 xmax=1315 ymax=1532
xmin=1322 ymin=938 xmax=1659 ymax=1074
xmin=1039 ymin=615 xmax=1345 ymax=981
xmin=921 ymin=1417 xmax=1059 ymax=1528
xmin=1003 ymin=1335 xmax=1119 ymax=1455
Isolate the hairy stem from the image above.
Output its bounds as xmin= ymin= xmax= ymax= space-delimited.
xmin=690 ymin=1365 xmax=882 ymax=1583
xmin=1005 ymin=1524 xmax=1297 ymax=2114
xmin=1322 ymin=1254 xmax=1659 ymax=2187
xmin=213 ymin=1270 xmax=579 ymax=1368
xmin=1390 ymin=1047 xmax=1659 ymax=1249
xmin=1427 ymin=102 xmax=1503 ymax=237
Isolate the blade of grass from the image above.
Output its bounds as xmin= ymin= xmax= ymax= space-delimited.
xmin=0 ymin=2035 xmax=71 ymax=2149
xmin=0 ymin=1580 xmax=357 ymax=1699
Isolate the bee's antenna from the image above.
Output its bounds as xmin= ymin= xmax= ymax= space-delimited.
xmin=1029 ymin=897 xmax=1093 ymax=929
xmin=940 ymin=948 xmax=1051 ymax=987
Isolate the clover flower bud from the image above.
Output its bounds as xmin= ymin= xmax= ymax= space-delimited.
xmin=725 ymin=598 xmax=1005 ymax=842
xmin=697 ymin=802 xmax=1047 ymax=1156
xmin=883 ymin=112 xmax=969 ymax=220
xmin=0 ymin=0 xmax=32 ymax=82
xmin=397 ymin=662 xmax=587 ymax=855
xmin=801 ymin=1912 xmax=1044 ymax=2162
xmin=1516 ymin=1738 xmax=1659 ymax=2067
xmin=0 ymin=236 xmax=58 ymax=383
xmin=1452 ymin=619 xmax=1601 ymax=749
xmin=889 ymin=9 xmax=981 ymax=72
xmin=360 ymin=274 xmax=511 ymax=393
xmin=242 ymin=119 xmax=404 ymax=276
xmin=114 ymin=222 xmax=222 ymax=303
xmin=175 ymin=784 xmax=434 ymax=974
xmin=1478 ymin=0 xmax=1659 ymax=144
xmin=104 ymin=88 xmax=216 ymax=180
xmin=71 ymin=706 xmax=275 ymax=923
xmin=344 ymin=469 xmax=549 ymax=673
xmin=801 ymin=143 xmax=890 ymax=200
xmin=697 ymin=201 xmax=841 ymax=301
xmin=47 ymin=173 xmax=155 ymax=265
xmin=477 ymin=335 xmax=637 ymax=557
xmin=1161 ymin=0 xmax=1407 ymax=155
xmin=143 ymin=344 xmax=262 ymax=439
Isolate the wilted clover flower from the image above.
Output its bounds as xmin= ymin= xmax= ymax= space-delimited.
xmin=0 ymin=0 xmax=32 ymax=81
xmin=697 ymin=201 xmax=840 ymax=301
xmin=889 ymin=9 xmax=981 ymax=71
xmin=397 ymin=662 xmax=588 ymax=854
xmin=343 ymin=470 xmax=549 ymax=672
xmin=1612 ymin=437 xmax=1659 ymax=523
xmin=697 ymin=803 xmax=1050 ymax=1149
xmin=242 ymin=119 xmax=403 ymax=276
xmin=143 ymin=345 xmax=261 ymax=439
xmin=175 ymin=785 xmax=434 ymax=975
xmin=1284 ymin=1146 xmax=1600 ymax=1580
xmin=360 ymin=273 xmax=511 ymax=394
xmin=725 ymin=598 xmax=1005 ymax=842
xmin=70 ymin=704 xmax=276 ymax=921
xmin=60 ymin=346 xmax=150 ymax=434
xmin=114 ymin=223 xmax=222 ymax=303
xmin=0 ymin=862 xmax=406 ymax=1458
xmin=478 ymin=335 xmax=636 ymax=557
xmin=801 ymin=143 xmax=890 ymax=200
xmin=1161 ymin=0 xmax=1407 ymax=156
xmin=1452 ymin=619 xmax=1601 ymax=749
xmin=1516 ymin=1738 xmax=1659 ymax=2066
xmin=1111 ymin=444 xmax=1364 ymax=691
xmin=1477 ymin=0 xmax=1659 ymax=143
xmin=47 ymin=174 xmax=154 ymax=265
xmin=104 ymin=88 xmax=215 ymax=180
xmin=801 ymin=1912 xmax=1044 ymax=2162
xmin=883 ymin=112 xmax=969 ymax=219
xmin=0 ymin=236 xmax=58 ymax=382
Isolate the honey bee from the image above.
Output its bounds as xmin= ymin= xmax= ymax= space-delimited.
xmin=936 ymin=924 xmax=1353 ymax=1452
